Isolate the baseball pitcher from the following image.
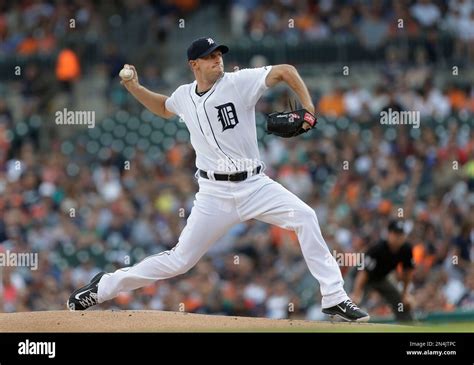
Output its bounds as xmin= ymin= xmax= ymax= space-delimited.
xmin=67 ymin=37 xmax=369 ymax=322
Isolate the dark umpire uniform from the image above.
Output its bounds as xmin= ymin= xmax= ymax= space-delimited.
xmin=352 ymin=220 xmax=414 ymax=321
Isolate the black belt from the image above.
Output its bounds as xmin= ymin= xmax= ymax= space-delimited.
xmin=199 ymin=165 xmax=262 ymax=182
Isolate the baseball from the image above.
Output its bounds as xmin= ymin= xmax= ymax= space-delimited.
xmin=119 ymin=67 xmax=134 ymax=81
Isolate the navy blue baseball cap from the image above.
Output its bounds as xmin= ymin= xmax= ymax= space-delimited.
xmin=388 ymin=220 xmax=404 ymax=234
xmin=187 ymin=37 xmax=229 ymax=61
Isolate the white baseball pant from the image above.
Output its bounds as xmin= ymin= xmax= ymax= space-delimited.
xmin=97 ymin=173 xmax=349 ymax=308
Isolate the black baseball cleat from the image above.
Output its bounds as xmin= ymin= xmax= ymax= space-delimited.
xmin=322 ymin=299 xmax=370 ymax=322
xmin=67 ymin=271 xmax=105 ymax=311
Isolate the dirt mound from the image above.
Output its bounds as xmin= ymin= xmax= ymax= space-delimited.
xmin=0 ymin=310 xmax=409 ymax=332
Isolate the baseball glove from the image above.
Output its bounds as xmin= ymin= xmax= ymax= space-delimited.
xmin=265 ymin=108 xmax=317 ymax=138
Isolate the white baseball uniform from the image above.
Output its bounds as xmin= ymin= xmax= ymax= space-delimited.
xmin=97 ymin=66 xmax=350 ymax=309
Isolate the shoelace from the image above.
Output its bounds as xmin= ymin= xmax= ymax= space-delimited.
xmin=343 ymin=299 xmax=360 ymax=311
xmin=79 ymin=292 xmax=98 ymax=308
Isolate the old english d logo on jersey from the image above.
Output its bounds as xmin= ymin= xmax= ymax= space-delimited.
xmin=215 ymin=102 xmax=239 ymax=131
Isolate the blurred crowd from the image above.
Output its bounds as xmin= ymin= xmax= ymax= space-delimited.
xmin=3 ymin=0 xmax=474 ymax=65
xmin=0 ymin=0 xmax=473 ymax=321
xmin=1 ymin=0 xmax=204 ymax=51
xmin=266 ymin=72 xmax=474 ymax=122
xmin=0 ymin=0 xmax=200 ymax=64
xmin=233 ymin=0 xmax=474 ymax=62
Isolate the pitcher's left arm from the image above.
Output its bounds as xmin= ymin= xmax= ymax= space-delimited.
xmin=265 ymin=64 xmax=315 ymax=116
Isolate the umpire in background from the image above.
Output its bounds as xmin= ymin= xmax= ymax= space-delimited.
xmin=351 ymin=220 xmax=414 ymax=322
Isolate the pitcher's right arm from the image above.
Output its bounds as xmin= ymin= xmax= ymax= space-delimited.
xmin=120 ymin=64 xmax=175 ymax=119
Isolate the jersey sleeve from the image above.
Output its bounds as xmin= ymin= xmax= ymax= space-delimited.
xmin=165 ymin=87 xmax=182 ymax=115
xmin=232 ymin=66 xmax=272 ymax=108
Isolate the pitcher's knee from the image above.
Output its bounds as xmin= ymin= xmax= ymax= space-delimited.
xmin=287 ymin=206 xmax=319 ymax=233
xmin=294 ymin=205 xmax=318 ymax=223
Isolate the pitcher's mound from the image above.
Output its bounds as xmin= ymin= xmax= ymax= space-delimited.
xmin=0 ymin=310 xmax=411 ymax=332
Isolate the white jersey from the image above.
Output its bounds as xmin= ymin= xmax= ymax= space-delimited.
xmin=165 ymin=66 xmax=272 ymax=173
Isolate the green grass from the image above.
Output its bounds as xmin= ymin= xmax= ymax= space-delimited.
xmin=211 ymin=321 xmax=474 ymax=333
xmin=398 ymin=322 xmax=474 ymax=333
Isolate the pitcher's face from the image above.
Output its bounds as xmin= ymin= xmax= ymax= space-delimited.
xmin=190 ymin=50 xmax=224 ymax=81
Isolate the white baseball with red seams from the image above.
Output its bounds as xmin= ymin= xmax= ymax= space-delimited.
xmin=98 ymin=65 xmax=350 ymax=310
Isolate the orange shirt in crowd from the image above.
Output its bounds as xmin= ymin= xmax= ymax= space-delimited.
xmin=270 ymin=225 xmax=298 ymax=247
xmin=167 ymin=145 xmax=183 ymax=168
xmin=318 ymin=91 xmax=345 ymax=117
xmin=412 ymin=243 xmax=435 ymax=271
xmin=447 ymin=88 xmax=468 ymax=110
xmin=183 ymin=296 xmax=203 ymax=312
xmin=174 ymin=0 xmax=199 ymax=12
xmin=378 ymin=199 xmax=392 ymax=215
xmin=17 ymin=37 xmax=38 ymax=55
xmin=345 ymin=182 xmax=360 ymax=205
xmin=296 ymin=14 xmax=315 ymax=30
xmin=56 ymin=48 xmax=81 ymax=81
